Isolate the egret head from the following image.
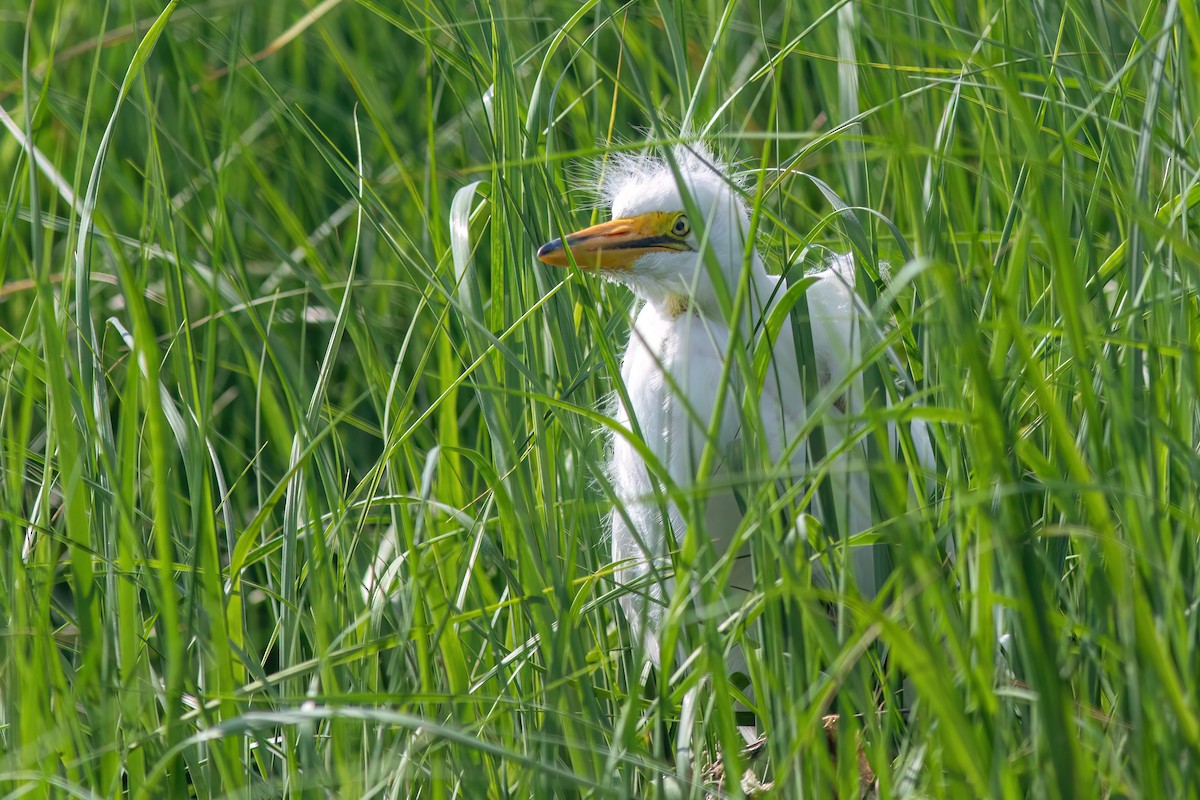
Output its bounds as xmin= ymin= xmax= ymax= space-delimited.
xmin=537 ymin=144 xmax=755 ymax=317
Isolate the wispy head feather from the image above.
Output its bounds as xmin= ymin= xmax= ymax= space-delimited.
xmin=582 ymin=139 xmax=747 ymax=218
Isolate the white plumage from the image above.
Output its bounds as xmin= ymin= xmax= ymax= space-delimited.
xmin=537 ymin=143 xmax=930 ymax=668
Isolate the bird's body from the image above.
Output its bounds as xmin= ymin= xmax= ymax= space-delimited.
xmin=608 ymin=274 xmax=804 ymax=656
xmin=537 ymin=142 xmax=926 ymax=666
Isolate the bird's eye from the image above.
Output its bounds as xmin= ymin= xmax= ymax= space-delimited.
xmin=670 ymin=214 xmax=691 ymax=238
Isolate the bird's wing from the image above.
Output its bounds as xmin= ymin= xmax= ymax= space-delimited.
xmin=766 ymin=257 xmax=885 ymax=596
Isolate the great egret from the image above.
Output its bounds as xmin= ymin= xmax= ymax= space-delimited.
xmin=537 ymin=142 xmax=929 ymax=671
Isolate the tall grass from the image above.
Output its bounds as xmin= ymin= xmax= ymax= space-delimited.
xmin=1 ymin=0 xmax=1198 ymax=796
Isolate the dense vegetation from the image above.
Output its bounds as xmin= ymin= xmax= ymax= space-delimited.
xmin=1 ymin=0 xmax=1198 ymax=796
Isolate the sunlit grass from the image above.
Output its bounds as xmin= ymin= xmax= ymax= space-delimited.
xmin=1 ymin=1 xmax=1198 ymax=797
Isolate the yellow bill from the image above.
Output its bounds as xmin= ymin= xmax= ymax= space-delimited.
xmin=537 ymin=212 xmax=690 ymax=270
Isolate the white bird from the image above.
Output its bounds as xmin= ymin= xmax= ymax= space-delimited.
xmin=537 ymin=143 xmax=929 ymax=678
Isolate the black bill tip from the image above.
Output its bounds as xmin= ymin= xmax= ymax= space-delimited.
xmin=536 ymin=239 xmax=563 ymax=260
